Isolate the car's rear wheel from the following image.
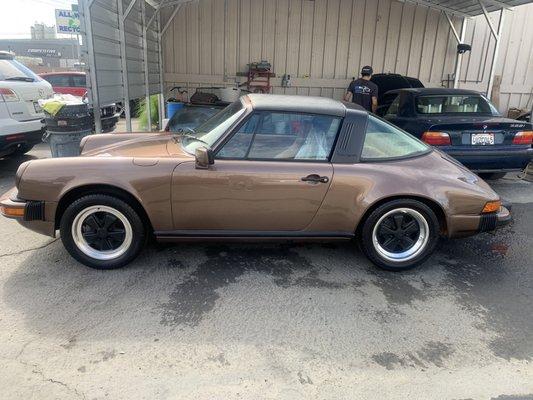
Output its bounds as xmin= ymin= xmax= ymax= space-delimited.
xmin=60 ymin=194 xmax=146 ymax=269
xmin=12 ymin=144 xmax=34 ymax=155
xmin=360 ymin=199 xmax=440 ymax=271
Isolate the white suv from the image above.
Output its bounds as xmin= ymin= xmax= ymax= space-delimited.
xmin=0 ymin=52 xmax=53 ymax=157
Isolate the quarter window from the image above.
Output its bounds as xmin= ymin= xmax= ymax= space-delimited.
xmin=218 ymin=112 xmax=341 ymax=161
xmin=362 ymin=116 xmax=429 ymax=160
xmin=385 ymin=95 xmax=400 ymax=117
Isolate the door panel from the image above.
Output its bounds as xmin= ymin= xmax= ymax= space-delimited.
xmin=171 ymin=160 xmax=333 ymax=231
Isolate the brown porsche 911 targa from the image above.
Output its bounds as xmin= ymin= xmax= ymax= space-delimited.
xmin=1 ymin=94 xmax=511 ymax=271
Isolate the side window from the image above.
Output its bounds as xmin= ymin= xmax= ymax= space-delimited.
xmin=218 ymin=112 xmax=340 ymax=161
xmin=71 ymin=74 xmax=86 ymax=87
xmin=385 ymin=95 xmax=400 ymax=117
xmin=362 ymin=116 xmax=428 ymax=160
xmin=217 ymin=114 xmax=259 ymax=159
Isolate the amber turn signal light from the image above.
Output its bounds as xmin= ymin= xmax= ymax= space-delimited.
xmin=482 ymin=200 xmax=501 ymax=214
xmin=0 ymin=204 xmax=25 ymax=218
xmin=421 ymin=131 xmax=451 ymax=146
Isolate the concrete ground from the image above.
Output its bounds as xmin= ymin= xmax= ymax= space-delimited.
xmin=0 ymin=143 xmax=531 ymax=400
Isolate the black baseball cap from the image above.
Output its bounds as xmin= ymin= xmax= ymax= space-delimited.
xmin=361 ymin=66 xmax=373 ymax=75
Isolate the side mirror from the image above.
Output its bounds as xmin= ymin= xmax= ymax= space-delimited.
xmin=195 ymin=146 xmax=214 ymax=169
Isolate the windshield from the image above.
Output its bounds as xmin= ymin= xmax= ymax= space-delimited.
xmin=416 ymin=94 xmax=499 ymax=115
xmin=181 ymin=101 xmax=246 ymax=154
xmin=0 ymin=59 xmax=41 ymax=82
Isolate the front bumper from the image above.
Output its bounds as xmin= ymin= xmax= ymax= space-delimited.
xmin=0 ymin=188 xmax=56 ymax=237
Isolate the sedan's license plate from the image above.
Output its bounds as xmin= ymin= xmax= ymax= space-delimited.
xmin=471 ymin=133 xmax=494 ymax=145
xmin=33 ymin=102 xmax=42 ymax=113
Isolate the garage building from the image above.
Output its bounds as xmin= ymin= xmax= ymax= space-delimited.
xmin=79 ymin=0 xmax=533 ymax=132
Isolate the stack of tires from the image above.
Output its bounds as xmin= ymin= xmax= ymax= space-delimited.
xmin=44 ymin=103 xmax=92 ymax=157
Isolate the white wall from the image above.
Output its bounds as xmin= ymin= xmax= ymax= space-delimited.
xmin=458 ymin=3 xmax=533 ymax=114
xmin=161 ymin=0 xmax=532 ymax=114
xmin=161 ymin=0 xmax=461 ymax=100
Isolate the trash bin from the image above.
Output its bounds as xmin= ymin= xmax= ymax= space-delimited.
xmin=43 ymin=103 xmax=93 ymax=157
xmin=167 ymin=101 xmax=184 ymax=119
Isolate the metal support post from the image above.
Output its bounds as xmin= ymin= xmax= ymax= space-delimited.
xmin=142 ymin=0 xmax=152 ymax=131
xmin=158 ymin=11 xmax=165 ymax=126
xmin=118 ymin=0 xmax=132 ymax=131
xmin=81 ymin=0 xmax=102 ymax=133
xmin=486 ymin=8 xmax=505 ymax=99
xmin=454 ymin=17 xmax=467 ymax=88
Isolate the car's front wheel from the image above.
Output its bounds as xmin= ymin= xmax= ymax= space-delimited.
xmin=360 ymin=199 xmax=440 ymax=271
xmin=60 ymin=194 xmax=146 ymax=269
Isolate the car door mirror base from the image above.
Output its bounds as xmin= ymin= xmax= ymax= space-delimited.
xmin=195 ymin=146 xmax=215 ymax=169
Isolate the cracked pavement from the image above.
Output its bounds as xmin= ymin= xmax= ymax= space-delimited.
xmin=0 ymin=144 xmax=532 ymax=399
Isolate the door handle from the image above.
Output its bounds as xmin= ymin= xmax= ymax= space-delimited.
xmin=301 ymin=174 xmax=329 ymax=184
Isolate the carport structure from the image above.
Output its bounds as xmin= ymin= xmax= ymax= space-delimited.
xmin=79 ymin=0 xmax=533 ymax=133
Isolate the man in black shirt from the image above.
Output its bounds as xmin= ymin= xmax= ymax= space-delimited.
xmin=344 ymin=66 xmax=378 ymax=113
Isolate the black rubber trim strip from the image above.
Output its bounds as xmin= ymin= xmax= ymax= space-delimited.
xmin=154 ymin=230 xmax=355 ymax=238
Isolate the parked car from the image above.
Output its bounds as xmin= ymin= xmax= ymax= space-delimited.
xmin=39 ymin=71 xmax=119 ymax=133
xmin=39 ymin=71 xmax=87 ymax=97
xmin=381 ymin=88 xmax=533 ymax=178
xmin=370 ymin=73 xmax=424 ymax=116
xmin=1 ymin=94 xmax=510 ymax=271
xmin=0 ymin=52 xmax=53 ymax=157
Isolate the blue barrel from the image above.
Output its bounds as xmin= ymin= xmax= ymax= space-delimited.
xmin=167 ymin=101 xmax=184 ymax=118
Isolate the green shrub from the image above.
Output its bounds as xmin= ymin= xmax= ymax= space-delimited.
xmin=137 ymin=95 xmax=159 ymax=130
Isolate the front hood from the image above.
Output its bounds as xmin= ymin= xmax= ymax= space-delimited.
xmin=81 ymin=133 xmax=193 ymax=160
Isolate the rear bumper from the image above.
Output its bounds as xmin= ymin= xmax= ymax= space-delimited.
xmin=444 ymin=147 xmax=533 ymax=172
xmin=0 ymin=117 xmax=44 ymax=156
xmin=448 ymin=205 xmax=512 ymax=238
xmin=0 ymin=128 xmax=44 ymax=157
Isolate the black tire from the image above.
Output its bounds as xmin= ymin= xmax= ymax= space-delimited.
xmin=478 ymin=172 xmax=506 ymax=180
xmin=12 ymin=144 xmax=34 ymax=155
xmin=359 ymin=199 xmax=440 ymax=271
xmin=60 ymin=194 xmax=146 ymax=269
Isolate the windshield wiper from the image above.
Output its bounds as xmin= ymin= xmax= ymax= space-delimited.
xmin=4 ymin=76 xmax=34 ymax=82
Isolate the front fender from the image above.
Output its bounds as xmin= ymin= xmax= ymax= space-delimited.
xmin=17 ymin=157 xmax=177 ymax=232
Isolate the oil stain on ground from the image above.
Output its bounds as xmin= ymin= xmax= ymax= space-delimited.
xmin=159 ymin=244 xmax=358 ymax=327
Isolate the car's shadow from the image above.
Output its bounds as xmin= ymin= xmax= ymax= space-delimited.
xmin=3 ymin=208 xmax=532 ymax=362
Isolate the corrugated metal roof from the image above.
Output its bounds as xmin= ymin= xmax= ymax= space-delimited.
xmin=146 ymin=0 xmax=533 ymax=17
xmin=401 ymin=0 xmax=533 ymax=17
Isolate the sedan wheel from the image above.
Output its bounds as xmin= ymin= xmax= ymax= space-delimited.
xmin=60 ymin=194 xmax=146 ymax=269
xmin=361 ymin=199 xmax=439 ymax=271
